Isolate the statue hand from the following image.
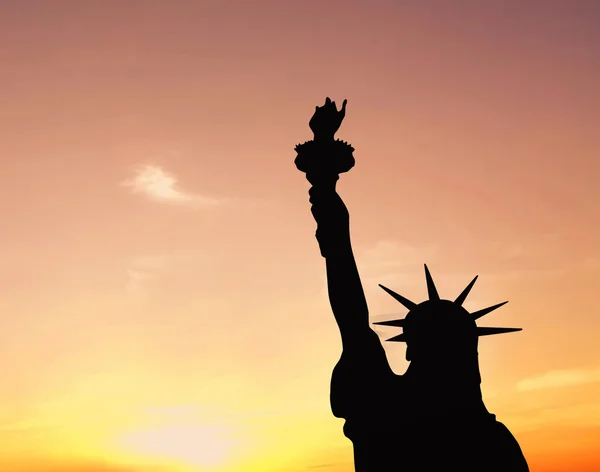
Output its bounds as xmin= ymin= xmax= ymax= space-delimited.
xmin=309 ymin=97 xmax=347 ymax=141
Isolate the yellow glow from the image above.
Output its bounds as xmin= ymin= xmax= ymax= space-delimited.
xmin=2 ymin=2 xmax=600 ymax=471
xmin=115 ymin=424 xmax=237 ymax=468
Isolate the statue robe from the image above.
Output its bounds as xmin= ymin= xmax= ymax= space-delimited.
xmin=330 ymin=327 xmax=529 ymax=471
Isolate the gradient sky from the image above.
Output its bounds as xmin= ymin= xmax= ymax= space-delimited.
xmin=1 ymin=1 xmax=599 ymax=471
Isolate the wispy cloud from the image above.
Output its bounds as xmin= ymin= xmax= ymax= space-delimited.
xmin=357 ymin=238 xmax=568 ymax=286
xmin=504 ymin=402 xmax=600 ymax=434
xmin=121 ymin=165 xmax=221 ymax=206
xmin=358 ymin=239 xmax=439 ymax=283
xmin=115 ymin=422 xmax=242 ymax=468
xmin=125 ymin=249 xmax=206 ymax=299
xmin=125 ymin=269 xmax=155 ymax=299
xmin=485 ymin=268 xmax=566 ymax=282
xmin=142 ymin=405 xmax=284 ymax=422
xmin=315 ymin=240 xmax=437 ymax=303
xmin=517 ymin=365 xmax=600 ymax=392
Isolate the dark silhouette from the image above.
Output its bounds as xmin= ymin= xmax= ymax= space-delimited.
xmin=295 ymin=98 xmax=530 ymax=471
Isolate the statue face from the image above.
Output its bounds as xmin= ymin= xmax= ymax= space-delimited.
xmin=403 ymin=301 xmax=478 ymax=363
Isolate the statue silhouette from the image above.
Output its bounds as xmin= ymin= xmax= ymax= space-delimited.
xmin=296 ymin=98 xmax=530 ymax=471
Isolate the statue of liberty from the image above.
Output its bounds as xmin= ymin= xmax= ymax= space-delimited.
xmin=295 ymin=98 xmax=530 ymax=471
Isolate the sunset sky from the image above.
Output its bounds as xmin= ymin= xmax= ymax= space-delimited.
xmin=1 ymin=1 xmax=599 ymax=471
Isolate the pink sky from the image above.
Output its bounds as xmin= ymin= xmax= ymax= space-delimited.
xmin=0 ymin=1 xmax=599 ymax=470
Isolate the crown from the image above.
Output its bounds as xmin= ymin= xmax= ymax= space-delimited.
xmin=373 ymin=264 xmax=522 ymax=342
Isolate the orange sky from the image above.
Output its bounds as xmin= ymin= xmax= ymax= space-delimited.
xmin=0 ymin=1 xmax=599 ymax=471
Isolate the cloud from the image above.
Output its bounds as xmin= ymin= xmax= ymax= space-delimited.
xmin=357 ymin=239 xmax=568 ymax=287
xmin=517 ymin=365 xmax=600 ymax=392
xmin=125 ymin=269 xmax=155 ymax=299
xmin=318 ymin=238 xmax=561 ymax=319
xmin=313 ymin=239 xmax=438 ymax=306
xmin=485 ymin=268 xmax=566 ymax=282
xmin=142 ymin=405 xmax=284 ymax=423
xmin=115 ymin=421 xmax=244 ymax=469
xmin=360 ymin=240 xmax=439 ymax=271
xmin=121 ymin=165 xmax=221 ymax=206
xmin=125 ymin=249 xmax=208 ymax=300
xmin=357 ymin=240 xmax=440 ymax=286
xmin=504 ymin=402 xmax=600 ymax=434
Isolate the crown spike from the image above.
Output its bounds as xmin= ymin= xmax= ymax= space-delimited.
xmin=471 ymin=301 xmax=508 ymax=320
xmin=373 ymin=318 xmax=406 ymax=327
xmin=378 ymin=284 xmax=418 ymax=311
xmin=386 ymin=333 xmax=407 ymax=342
xmin=477 ymin=327 xmax=522 ymax=336
xmin=454 ymin=275 xmax=478 ymax=306
xmin=424 ymin=264 xmax=440 ymax=301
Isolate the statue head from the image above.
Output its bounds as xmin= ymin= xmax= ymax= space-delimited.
xmin=374 ymin=266 xmax=522 ymax=384
xmin=402 ymin=299 xmax=478 ymax=363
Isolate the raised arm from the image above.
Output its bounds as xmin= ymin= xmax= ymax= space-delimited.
xmin=296 ymin=98 xmax=379 ymax=350
xmin=307 ymin=166 xmax=396 ymax=422
xmin=297 ymin=98 xmax=395 ymax=423
xmin=307 ymin=172 xmax=370 ymax=348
